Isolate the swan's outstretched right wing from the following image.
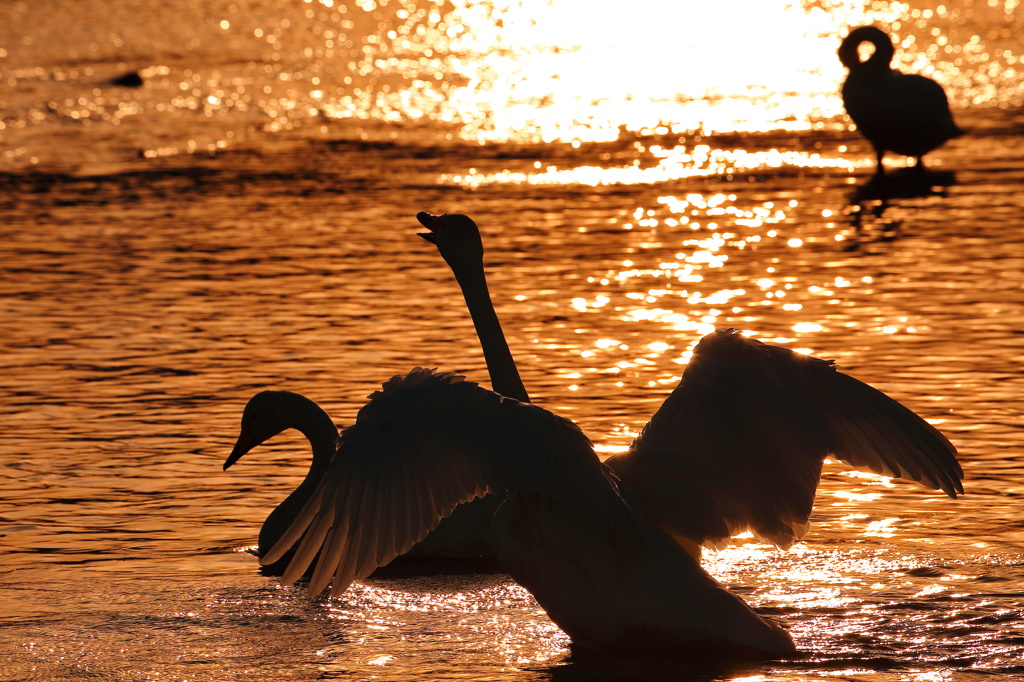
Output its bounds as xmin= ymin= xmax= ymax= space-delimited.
xmin=262 ymin=368 xmax=630 ymax=596
xmin=606 ymin=329 xmax=962 ymax=549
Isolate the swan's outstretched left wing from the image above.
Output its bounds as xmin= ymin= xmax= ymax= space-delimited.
xmin=262 ymin=368 xmax=629 ymax=596
xmin=605 ymin=329 xmax=962 ymax=549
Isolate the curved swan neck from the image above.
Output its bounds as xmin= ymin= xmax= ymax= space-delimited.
xmin=839 ymin=26 xmax=894 ymax=73
xmin=255 ymin=393 xmax=338 ymax=554
xmin=287 ymin=395 xmax=338 ymax=469
xmin=450 ymin=258 xmax=531 ymax=404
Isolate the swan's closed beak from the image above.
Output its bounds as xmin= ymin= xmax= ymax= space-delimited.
xmin=224 ymin=422 xmax=256 ymax=470
xmin=416 ymin=211 xmax=444 ymax=243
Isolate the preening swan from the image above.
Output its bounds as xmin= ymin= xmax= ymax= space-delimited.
xmin=839 ymin=25 xmax=963 ymax=175
xmin=262 ymin=368 xmax=797 ymax=656
xmin=415 ymin=212 xmax=962 ymax=553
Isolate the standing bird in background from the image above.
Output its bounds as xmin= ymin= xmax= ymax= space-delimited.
xmin=839 ymin=25 xmax=963 ymax=176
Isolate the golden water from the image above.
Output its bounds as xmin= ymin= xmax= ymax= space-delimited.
xmin=1 ymin=0 xmax=1023 ymax=679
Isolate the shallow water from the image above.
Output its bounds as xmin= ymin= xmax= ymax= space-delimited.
xmin=2 ymin=1 xmax=1024 ymax=680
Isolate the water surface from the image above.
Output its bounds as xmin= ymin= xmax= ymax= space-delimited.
xmin=2 ymin=1 xmax=1024 ymax=680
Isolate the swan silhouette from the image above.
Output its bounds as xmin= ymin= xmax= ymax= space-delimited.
xmin=237 ymin=212 xmax=961 ymax=655
xmin=262 ymin=367 xmax=797 ymax=656
xmin=225 ymin=390 xmax=337 ymax=571
xmin=415 ymin=212 xmax=962 ymax=553
xmin=223 ymin=210 xmax=527 ymax=566
xmin=225 ymin=391 xmax=500 ymax=568
xmin=839 ymin=25 xmax=963 ymax=175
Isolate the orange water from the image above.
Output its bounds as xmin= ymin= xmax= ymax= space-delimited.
xmin=1 ymin=1 xmax=1023 ymax=680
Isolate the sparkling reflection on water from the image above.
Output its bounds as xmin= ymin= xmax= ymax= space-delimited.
xmin=1 ymin=0 xmax=1024 ymax=680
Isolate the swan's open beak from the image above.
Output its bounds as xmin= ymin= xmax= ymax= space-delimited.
xmin=223 ymin=422 xmax=256 ymax=470
xmin=416 ymin=211 xmax=444 ymax=243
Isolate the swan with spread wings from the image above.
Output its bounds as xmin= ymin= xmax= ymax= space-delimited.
xmin=415 ymin=211 xmax=962 ymax=555
xmin=227 ymin=211 xmax=962 ymax=655
xmin=259 ymin=367 xmax=797 ymax=655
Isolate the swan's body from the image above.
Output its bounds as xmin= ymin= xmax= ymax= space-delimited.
xmin=416 ymin=212 xmax=962 ymax=554
xmin=263 ymin=368 xmax=795 ymax=656
xmin=839 ymin=25 xmax=962 ymax=175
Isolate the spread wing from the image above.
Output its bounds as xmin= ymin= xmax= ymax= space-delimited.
xmin=605 ymin=329 xmax=962 ymax=549
xmin=262 ymin=368 xmax=631 ymax=596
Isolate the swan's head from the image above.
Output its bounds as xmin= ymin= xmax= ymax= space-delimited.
xmin=838 ymin=25 xmax=894 ymax=72
xmin=416 ymin=211 xmax=485 ymax=270
xmin=224 ymin=390 xmax=316 ymax=470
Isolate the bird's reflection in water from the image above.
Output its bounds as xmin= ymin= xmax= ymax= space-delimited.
xmin=537 ymin=645 xmax=786 ymax=682
xmin=843 ymin=167 xmax=957 ymax=248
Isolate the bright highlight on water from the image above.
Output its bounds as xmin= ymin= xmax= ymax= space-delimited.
xmin=1 ymin=0 xmax=1023 ymax=679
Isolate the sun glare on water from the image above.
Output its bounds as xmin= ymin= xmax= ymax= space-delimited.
xmin=269 ymin=0 xmax=1023 ymax=181
xmin=315 ymin=0 xmax=908 ymax=143
xmin=408 ymin=0 xmax=899 ymax=142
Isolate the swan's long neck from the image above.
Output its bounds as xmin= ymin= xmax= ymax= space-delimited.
xmin=258 ymin=398 xmax=337 ymax=555
xmin=450 ymin=257 xmax=531 ymax=404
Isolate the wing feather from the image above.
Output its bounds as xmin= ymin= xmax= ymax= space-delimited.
xmin=607 ymin=329 xmax=962 ymax=549
xmin=379 ymin=458 xmax=401 ymax=561
xmin=262 ymin=367 xmax=617 ymax=596
xmin=274 ymin=485 xmax=328 ymax=584
xmin=807 ymin=368 xmax=962 ymax=495
xmin=304 ymin=498 xmax=351 ymax=594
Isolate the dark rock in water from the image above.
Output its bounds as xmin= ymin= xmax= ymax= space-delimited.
xmin=110 ymin=71 xmax=144 ymax=87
